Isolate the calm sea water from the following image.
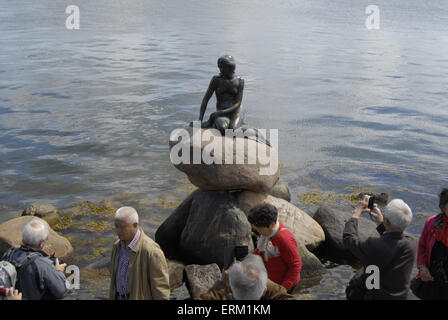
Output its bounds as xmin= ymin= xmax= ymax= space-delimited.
xmin=1 ymin=0 xmax=448 ymax=299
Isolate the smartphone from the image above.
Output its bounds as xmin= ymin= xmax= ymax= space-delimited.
xmin=368 ymin=196 xmax=376 ymax=210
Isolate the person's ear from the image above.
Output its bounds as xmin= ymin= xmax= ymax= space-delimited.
xmin=384 ymin=218 xmax=390 ymax=228
xmin=39 ymin=240 xmax=45 ymax=249
xmin=133 ymin=222 xmax=138 ymax=228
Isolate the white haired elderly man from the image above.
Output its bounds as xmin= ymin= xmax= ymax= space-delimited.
xmin=1 ymin=218 xmax=67 ymax=300
xmin=343 ymin=196 xmax=418 ymax=300
xmin=199 ymin=254 xmax=295 ymax=300
xmin=109 ymin=206 xmax=170 ymax=300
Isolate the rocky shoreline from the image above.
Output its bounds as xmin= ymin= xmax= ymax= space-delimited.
xmin=0 ymin=184 xmax=395 ymax=300
xmin=0 ymin=127 xmax=405 ymax=299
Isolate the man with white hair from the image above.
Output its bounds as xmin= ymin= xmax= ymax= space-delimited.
xmin=199 ymin=254 xmax=295 ymax=300
xmin=229 ymin=254 xmax=270 ymax=300
xmin=343 ymin=195 xmax=418 ymax=300
xmin=109 ymin=206 xmax=170 ymax=300
xmin=1 ymin=218 xmax=67 ymax=300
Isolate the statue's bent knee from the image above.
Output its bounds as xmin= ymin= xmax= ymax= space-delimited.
xmin=214 ymin=117 xmax=230 ymax=133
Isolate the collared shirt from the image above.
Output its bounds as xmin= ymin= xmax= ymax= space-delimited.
xmin=116 ymin=229 xmax=141 ymax=295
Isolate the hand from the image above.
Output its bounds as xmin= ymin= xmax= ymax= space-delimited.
xmin=56 ymin=258 xmax=67 ymax=272
xmin=6 ymin=287 xmax=22 ymax=300
xmin=420 ymin=266 xmax=434 ymax=282
xmin=353 ymin=195 xmax=370 ymax=218
xmin=369 ymin=204 xmax=384 ymax=224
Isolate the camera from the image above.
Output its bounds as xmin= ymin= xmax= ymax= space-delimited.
xmin=49 ymin=253 xmax=63 ymax=265
xmin=359 ymin=192 xmax=389 ymax=210
xmin=223 ymin=245 xmax=248 ymax=270
xmin=368 ymin=196 xmax=377 ymax=210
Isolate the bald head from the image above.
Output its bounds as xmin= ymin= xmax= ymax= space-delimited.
xmin=114 ymin=206 xmax=139 ymax=225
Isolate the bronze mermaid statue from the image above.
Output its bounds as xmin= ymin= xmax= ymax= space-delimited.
xmin=199 ymin=55 xmax=244 ymax=134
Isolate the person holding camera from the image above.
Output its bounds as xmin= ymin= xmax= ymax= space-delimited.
xmin=247 ymin=203 xmax=302 ymax=293
xmin=343 ymin=195 xmax=417 ymax=300
xmin=1 ymin=218 xmax=67 ymax=300
xmin=411 ymin=188 xmax=448 ymax=299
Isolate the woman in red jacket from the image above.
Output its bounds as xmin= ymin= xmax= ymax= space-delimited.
xmin=248 ymin=203 xmax=302 ymax=293
xmin=411 ymin=188 xmax=448 ymax=299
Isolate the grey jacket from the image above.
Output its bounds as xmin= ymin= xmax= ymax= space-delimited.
xmin=343 ymin=218 xmax=418 ymax=300
xmin=2 ymin=246 xmax=67 ymax=300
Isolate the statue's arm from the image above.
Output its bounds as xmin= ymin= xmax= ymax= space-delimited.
xmin=199 ymin=77 xmax=216 ymax=121
xmin=215 ymin=78 xmax=244 ymax=116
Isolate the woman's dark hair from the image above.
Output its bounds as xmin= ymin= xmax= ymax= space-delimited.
xmin=248 ymin=204 xmax=278 ymax=228
xmin=439 ymin=188 xmax=448 ymax=212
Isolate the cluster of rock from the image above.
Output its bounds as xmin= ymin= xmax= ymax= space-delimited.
xmin=155 ymin=127 xmax=327 ymax=296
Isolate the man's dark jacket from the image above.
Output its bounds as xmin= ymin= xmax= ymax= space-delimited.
xmin=343 ymin=217 xmax=418 ymax=300
xmin=2 ymin=246 xmax=67 ymax=300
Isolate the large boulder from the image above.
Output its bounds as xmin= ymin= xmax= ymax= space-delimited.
xmin=237 ymin=191 xmax=325 ymax=251
xmin=180 ymin=190 xmax=254 ymax=267
xmin=313 ymin=205 xmax=379 ymax=265
xmin=184 ymin=263 xmax=222 ymax=299
xmin=169 ymin=126 xmax=279 ymax=192
xmin=155 ymin=191 xmax=196 ymax=261
xmin=22 ymin=204 xmax=62 ymax=229
xmin=0 ymin=216 xmax=73 ymax=259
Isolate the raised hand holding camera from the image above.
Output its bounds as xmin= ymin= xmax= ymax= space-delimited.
xmin=369 ymin=203 xmax=384 ymax=224
xmin=353 ymin=194 xmax=386 ymax=225
xmin=352 ymin=195 xmax=371 ymax=218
